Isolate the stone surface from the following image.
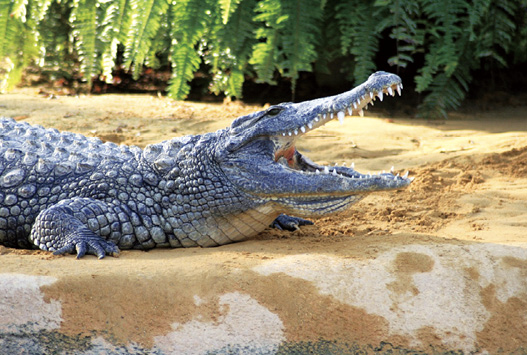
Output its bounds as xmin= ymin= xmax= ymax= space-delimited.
xmin=0 ymin=237 xmax=526 ymax=354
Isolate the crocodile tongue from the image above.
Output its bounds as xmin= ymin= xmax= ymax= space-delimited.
xmin=274 ymin=145 xmax=296 ymax=166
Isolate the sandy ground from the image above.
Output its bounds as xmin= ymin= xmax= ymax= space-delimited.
xmin=1 ymin=88 xmax=527 ymax=353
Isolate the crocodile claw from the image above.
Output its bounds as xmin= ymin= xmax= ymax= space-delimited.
xmin=271 ymin=214 xmax=314 ymax=231
xmin=53 ymin=232 xmax=120 ymax=259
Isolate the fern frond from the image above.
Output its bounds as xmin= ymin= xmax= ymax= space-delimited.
xmin=10 ymin=0 xmax=27 ymax=20
xmin=35 ymin=0 xmax=74 ymax=73
xmin=208 ymin=0 xmax=257 ymax=97
xmin=466 ymin=0 xmax=490 ymax=40
xmin=12 ymin=0 xmax=40 ymax=65
xmin=225 ymin=68 xmax=244 ymax=97
xmin=124 ymin=0 xmax=168 ymax=79
xmin=167 ymin=0 xmax=213 ymax=100
xmin=335 ymin=0 xmax=381 ymax=84
xmin=145 ymin=11 xmax=171 ymax=69
xmin=0 ymin=0 xmax=15 ymax=59
xmin=0 ymin=0 xmax=16 ymax=92
xmin=279 ymin=0 xmax=321 ymax=93
xmin=70 ymin=0 xmax=98 ymax=86
xmin=219 ymin=0 xmax=242 ymax=25
xmin=215 ymin=0 xmax=257 ymax=56
xmin=474 ymin=0 xmax=517 ymax=66
xmin=375 ymin=0 xmax=422 ymax=69
xmin=168 ymin=43 xmax=201 ymax=99
xmin=0 ymin=0 xmax=43 ymax=92
xmin=28 ymin=0 xmax=53 ymax=22
xmin=414 ymin=0 xmax=520 ymax=117
xmin=418 ymin=66 xmax=470 ymax=119
xmin=249 ymin=0 xmax=284 ymax=85
xmin=113 ymin=0 xmax=133 ymax=44
xmin=250 ymin=38 xmax=279 ymax=85
xmin=417 ymin=28 xmax=475 ymax=118
xmin=512 ymin=1 xmax=527 ymax=63
xmin=415 ymin=0 xmax=468 ymax=89
xmin=250 ymin=0 xmax=321 ymax=94
xmin=313 ymin=0 xmax=341 ymax=76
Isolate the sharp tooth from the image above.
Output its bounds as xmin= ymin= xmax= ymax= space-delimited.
xmin=294 ymin=129 xmax=298 ymax=135
xmin=409 ymin=176 xmax=415 ymax=182
xmin=400 ymin=83 xmax=403 ymax=89
xmin=353 ymin=102 xmax=357 ymax=109
xmin=324 ymin=166 xmax=330 ymax=174
xmin=390 ymin=166 xmax=394 ymax=173
xmin=356 ymin=99 xmax=361 ymax=106
xmin=396 ymin=85 xmax=402 ymax=96
xmin=387 ymin=87 xmax=394 ymax=96
xmin=300 ymin=126 xmax=306 ymax=133
xmin=315 ymin=169 xmax=320 ymax=175
xmin=337 ymin=111 xmax=345 ymax=124
xmin=377 ymin=91 xmax=383 ymax=101
xmin=348 ymin=107 xmax=353 ymax=115
xmin=370 ymin=92 xmax=374 ymax=99
xmin=282 ymin=133 xmax=286 ymax=136
xmin=330 ymin=112 xmax=334 ymax=119
xmin=382 ymin=170 xmax=386 ymax=174
xmin=342 ymin=162 xmax=346 ymax=166
xmin=308 ymin=122 xmax=313 ymax=129
xmin=288 ymin=132 xmax=292 ymax=136
xmin=359 ymin=109 xmax=364 ymax=117
xmin=351 ymin=162 xmax=355 ymax=169
xmin=315 ymin=115 xmax=320 ymax=122
xmin=332 ymin=169 xmax=337 ymax=176
xmin=403 ymin=171 xmax=409 ymax=178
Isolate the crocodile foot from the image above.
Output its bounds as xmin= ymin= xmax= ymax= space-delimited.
xmin=30 ymin=203 xmax=120 ymax=259
xmin=52 ymin=232 xmax=120 ymax=259
xmin=271 ymin=214 xmax=314 ymax=231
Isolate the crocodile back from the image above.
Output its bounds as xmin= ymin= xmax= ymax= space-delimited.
xmin=0 ymin=117 xmax=140 ymax=247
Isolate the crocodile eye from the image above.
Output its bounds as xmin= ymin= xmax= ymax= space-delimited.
xmin=267 ymin=108 xmax=282 ymax=116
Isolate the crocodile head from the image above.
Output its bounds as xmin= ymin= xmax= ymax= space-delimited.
xmin=222 ymin=71 xmax=411 ymax=218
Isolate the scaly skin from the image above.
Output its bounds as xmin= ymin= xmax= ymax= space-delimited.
xmin=0 ymin=71 xmax=411 ymax=258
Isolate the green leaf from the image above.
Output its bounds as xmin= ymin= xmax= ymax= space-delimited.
xmin=208 ymin=0 xmax=257 ymax=98
xmin=280 ymin=0 xmax=321 ymax=93
xmin=249 ymin=0 xmax=283 ymax=84
xmin=10 ymin=0 xmax=27 ymax=20
xmin=250 ymin=0 xmax=321 ymax=95
xmin=124 ymin=0 xmax=169 ymax=78
xmin=336 ymin=0 xmax=382 ymax=84
xmin=219 ymin=0 xmax=241 ymax=25
xmin=168 ymin=43 xmax=201 ymax=100
xmin=71 ymin=0 xmax=98 ymax=86
xmin=0 ymin=0 xmax=14 ymax=59
xmin=167 ymin=0 xmax=213 ymax=100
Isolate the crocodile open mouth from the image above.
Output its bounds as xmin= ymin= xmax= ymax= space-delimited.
xmin=224 ymin=72 xmax=411 ymax=216
xmin=272 ymin=81 xmax=407 ymax=181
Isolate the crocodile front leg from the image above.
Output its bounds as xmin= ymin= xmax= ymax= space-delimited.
xmin=29 ymin=198 xmax=136 ymax=259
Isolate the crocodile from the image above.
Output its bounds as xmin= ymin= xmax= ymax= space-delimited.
xmin=0 ymin=71 xmax=411 ymax=258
